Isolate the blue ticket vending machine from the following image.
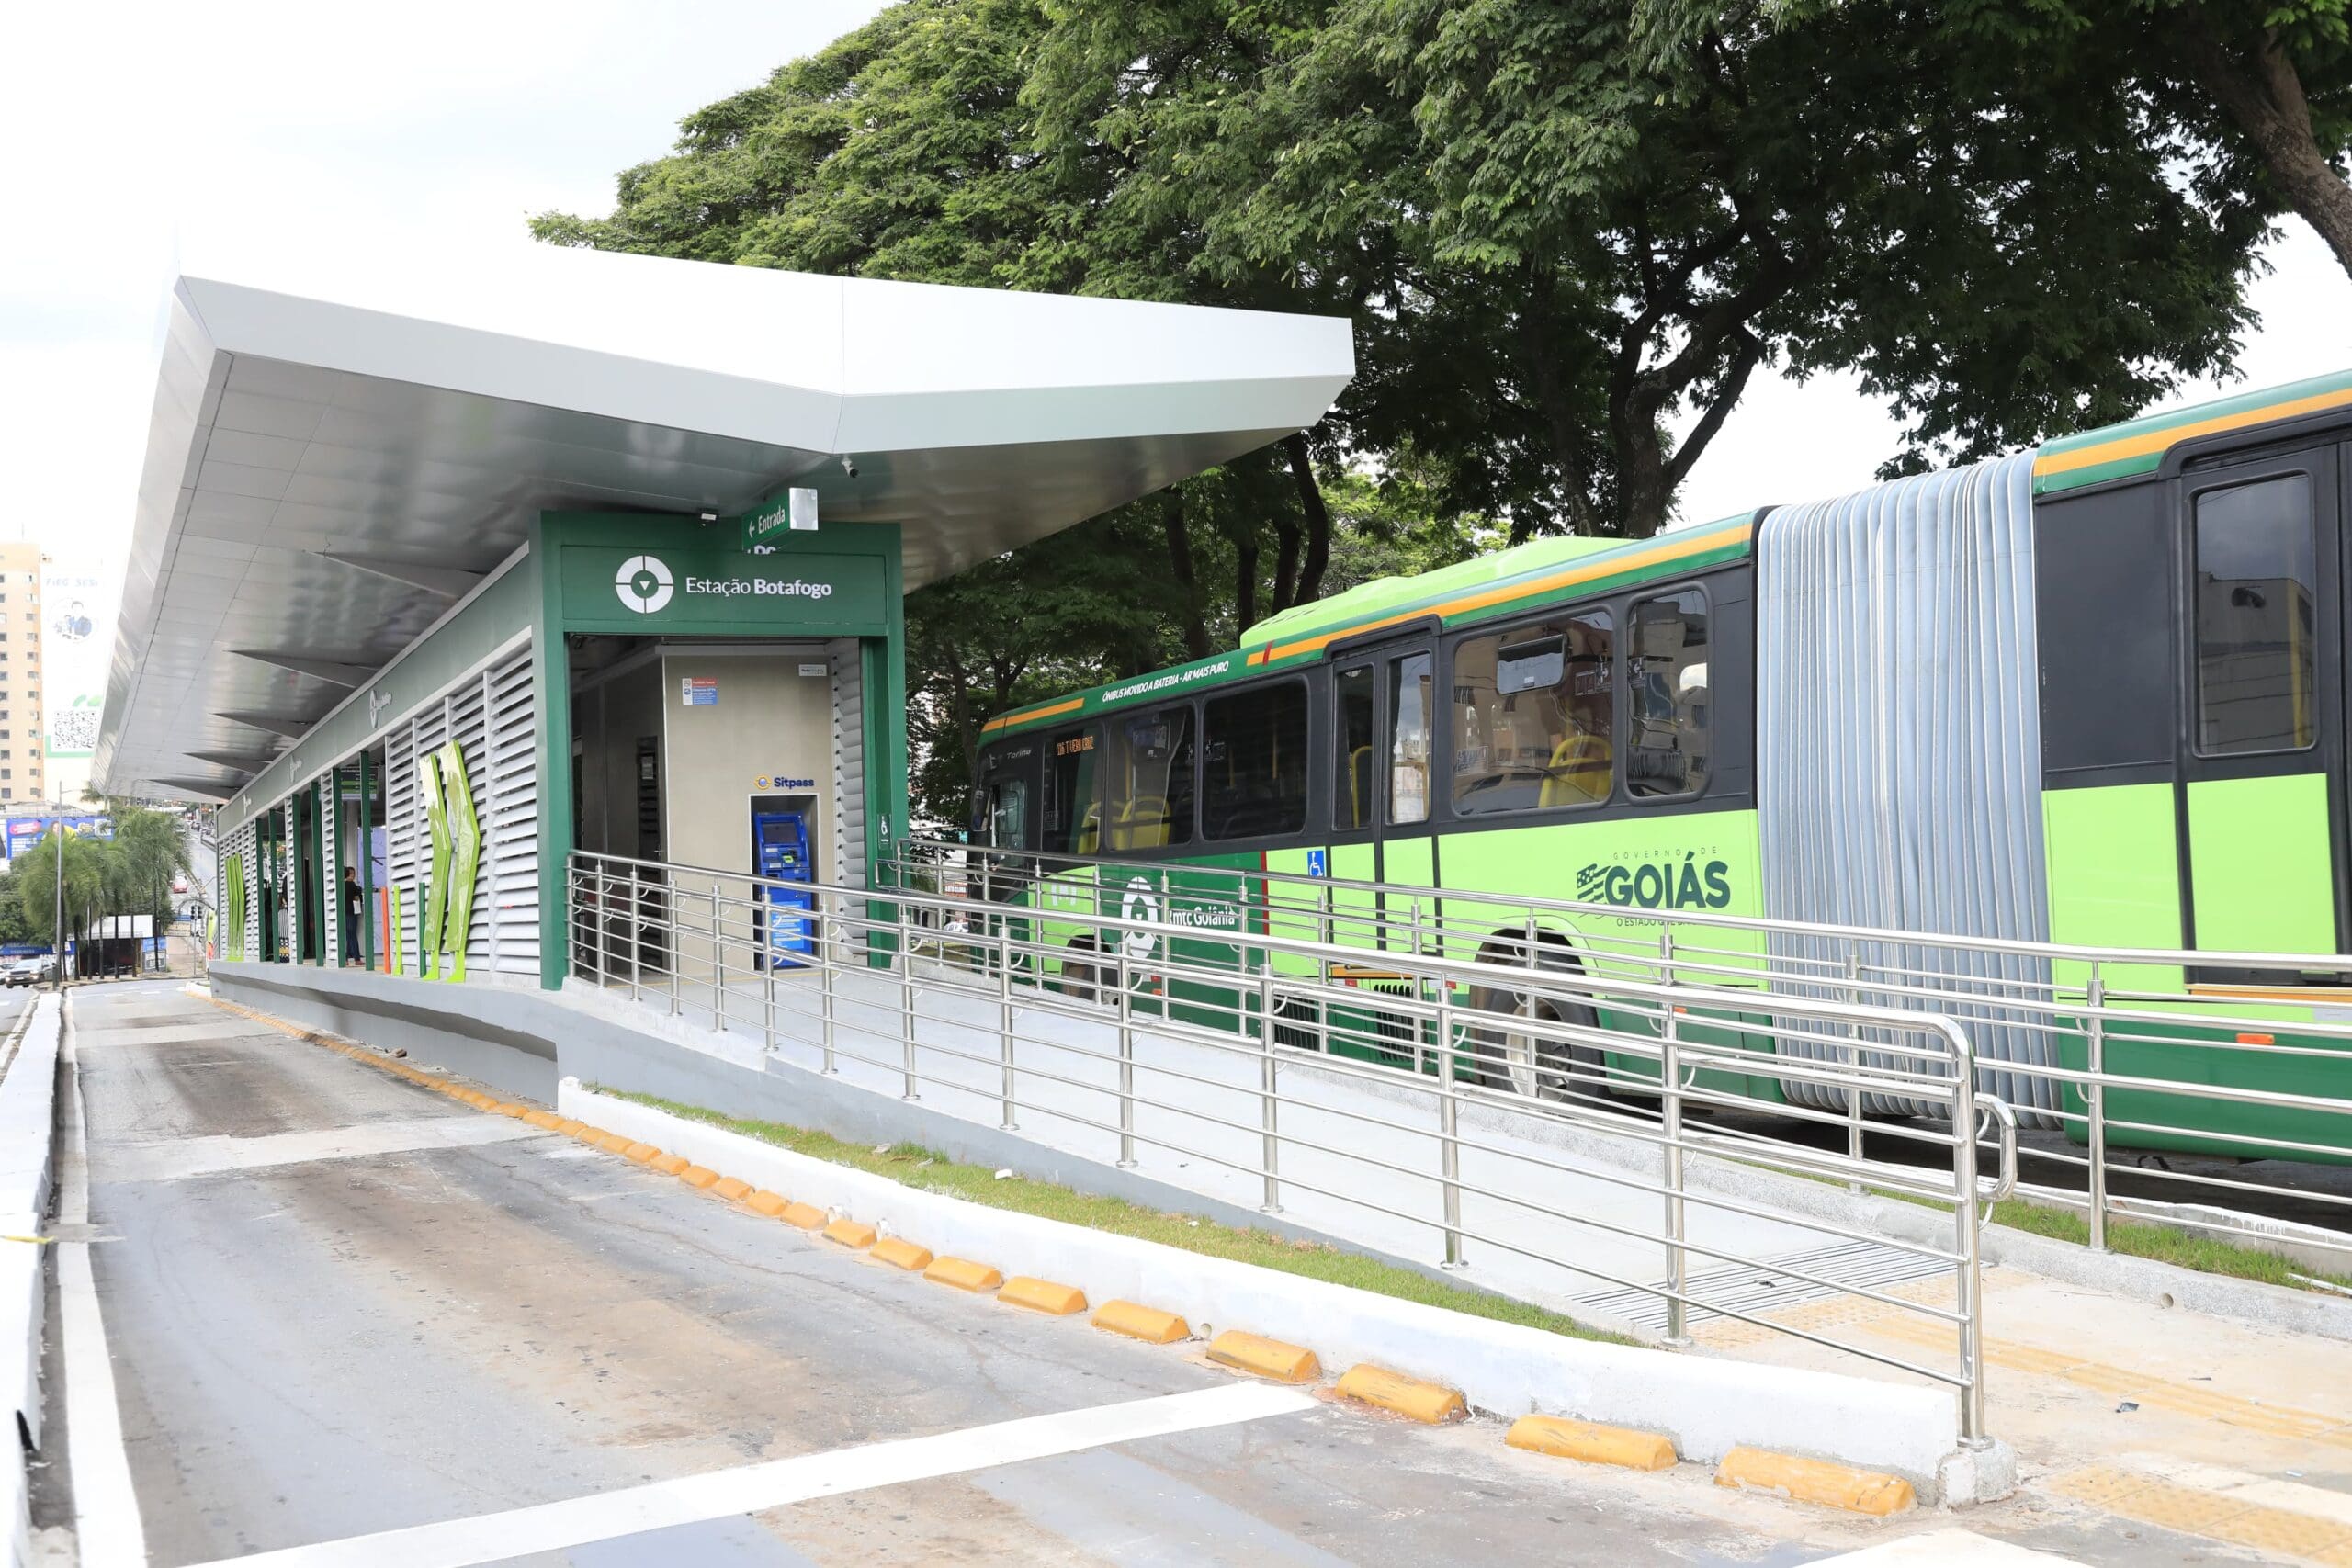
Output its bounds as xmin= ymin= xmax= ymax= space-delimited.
xmin=752 ymin=809 xmax=816 ymax=968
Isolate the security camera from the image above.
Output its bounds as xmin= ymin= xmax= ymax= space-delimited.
xmin=840 ymin=455 xmax=859 ymax=479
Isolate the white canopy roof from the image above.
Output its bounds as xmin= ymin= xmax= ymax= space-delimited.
xmin=96 ymin=235 xmax=1353 ymax=800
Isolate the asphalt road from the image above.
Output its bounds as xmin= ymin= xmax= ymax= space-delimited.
xmin=32 ymin=980 xmax=2212 ymax=1566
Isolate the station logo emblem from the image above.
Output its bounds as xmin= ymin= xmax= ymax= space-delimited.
xmin=616 ymin=555 xmax=674 ymax=614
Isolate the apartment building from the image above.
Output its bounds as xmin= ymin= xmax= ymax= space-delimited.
xmin=0 ymin=543 xmax=43 ymax=805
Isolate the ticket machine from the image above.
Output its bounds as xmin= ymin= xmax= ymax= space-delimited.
xmin=752 ymin=808 xmax=816 ymax=968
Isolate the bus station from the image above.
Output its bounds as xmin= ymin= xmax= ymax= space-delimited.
xmin=96 ymin=235 xmax=1351 ymax=988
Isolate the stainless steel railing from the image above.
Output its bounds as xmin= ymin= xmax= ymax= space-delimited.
xmin=568 ymin=847 xmax=2015 ymax=1442
xmin=888 ymin=837 xmax=2352 ymax=1269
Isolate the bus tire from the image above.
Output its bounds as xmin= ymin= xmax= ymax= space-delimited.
xmin=1273 ymin=997 xmax=1323 ymax=1052
xmin=1466 ymin=936 xmax=1606 ymax=1102
xmin=1058 ymin=936 xmax=1108 ymax=1005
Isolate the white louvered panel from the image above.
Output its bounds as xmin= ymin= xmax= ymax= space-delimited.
xmin=320 ymin=773 xmax=339 ymax=968
xmin=484 ymin=645 xmax=539 ymax=975
xmin=830 ymin=638 xmax=866 ymax=889
xmin=237 ymin=822 xmax=258 ymax=961
xmin=412 ymin=695 xmax=452 ymax=966
xmin=384 ymin=721 xmax=417 ymax=971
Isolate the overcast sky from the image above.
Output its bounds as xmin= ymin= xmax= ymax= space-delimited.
xmin=4 ymin=0 xmax=2348 ymax=615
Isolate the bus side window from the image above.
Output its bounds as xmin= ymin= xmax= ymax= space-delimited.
xmin=1335 ymin=665 xmax=1374 ymax=829
xmin=1389 ymin=651 xmax=1433 ymax=825
xmin=1042 ymin=727 xmax=1102 ymax=854
xmin=2193 ymin=473 xmax=2316 ymax=754
xmin=1627 ymin=589 xmax=1710 ymax=798
xmin=1452 ymin=610 xmax=1612 ymax=815
xmin=1107 ymin=706 xmax=1196 ymax=851
xmin=1203 ymin=682 xmax=1308 ymax=840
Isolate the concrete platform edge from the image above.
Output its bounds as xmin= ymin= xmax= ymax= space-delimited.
xmin=567 ymin=1080 xmax=2005 ymax=1500
xmin=0 ymin=996 xmax=59 ymax=1568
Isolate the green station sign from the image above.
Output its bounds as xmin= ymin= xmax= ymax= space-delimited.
xmin=560 ymin=540 xmax=889 ymax=636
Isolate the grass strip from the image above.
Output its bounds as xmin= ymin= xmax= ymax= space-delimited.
xmin=1982 ymin=1198 xmax=2352 ymax=1293
xmin=598 ymin=1087 xmax=1630 ymax=1345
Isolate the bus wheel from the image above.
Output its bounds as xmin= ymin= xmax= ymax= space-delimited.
xmin=1058 ymin=936 xmax=1108 ymax=1004
xmin=1466 ymin=981 xmax=1605 ymax=1102
xmin=1272 ymin=997 xmax=1323 ymax=1052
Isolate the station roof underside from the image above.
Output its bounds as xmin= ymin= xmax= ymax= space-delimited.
xmin=96 ymin=237 xmax=1352 ymax=803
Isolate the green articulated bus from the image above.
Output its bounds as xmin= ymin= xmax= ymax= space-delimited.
xmin=959 ymin=368 xmax=2352 ymax=1160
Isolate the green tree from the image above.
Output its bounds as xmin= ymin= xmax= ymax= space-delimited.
xmin=1033 ymin=0 xmax=2269 ymax=530
xmin=15 ymin=830 xmax=107 ymax=949
xmin=1821 ymin=1 xmax=2352 ymax=285
xmin=533 ymin=0 xmax=1392 ymax=820
xmin=0 ymin=869 xmax=34 ymax=947
xmin=107 ymin=806 xmax=192 ymax=928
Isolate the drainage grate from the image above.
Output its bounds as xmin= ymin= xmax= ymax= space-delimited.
xmin=1573 ymin=1240 xmax=1952 ymax=1335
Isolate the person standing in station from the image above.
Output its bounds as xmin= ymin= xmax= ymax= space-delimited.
xmin=341 ymin=864 xmax=363 ymax=967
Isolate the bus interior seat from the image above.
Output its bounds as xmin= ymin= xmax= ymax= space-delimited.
xmin=1539 ymin=729 xmax=1611 ymax=807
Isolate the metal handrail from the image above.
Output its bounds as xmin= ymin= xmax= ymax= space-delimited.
xmin=885 ymin=838 xmax=2352 ymax=1267
xmin=567 ymin=847 xmax=2010 ymax=1441
xmin=898 ymin=835 xmax=2352 ymax=976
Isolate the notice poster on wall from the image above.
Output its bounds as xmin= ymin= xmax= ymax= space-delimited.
xmin=681 ymin=676 xmax=718 ymax=707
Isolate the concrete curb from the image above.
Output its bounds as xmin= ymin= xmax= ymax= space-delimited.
xmin=562 ymin=1080 xmax=2010 ymax=1501
xmin=0 ymin=997 xmax=57 ymax=1568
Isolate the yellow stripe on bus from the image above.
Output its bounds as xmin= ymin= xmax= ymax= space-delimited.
xmin=981 ymin=697 xmax=1085 ymax=734
xmin=2034 ymin=385 xmax=2352 ymax=479
xmin=1261 ymin=520 xmax=1756 ymax=663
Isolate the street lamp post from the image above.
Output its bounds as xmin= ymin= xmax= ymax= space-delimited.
xmin=51 ymin=801 xmax=64 ymax=995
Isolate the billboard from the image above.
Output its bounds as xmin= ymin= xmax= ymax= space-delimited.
xmin=42 ymin=558 xmax=110 ymax=803
xmin=2 ymin=814 xmax=111 ymax=862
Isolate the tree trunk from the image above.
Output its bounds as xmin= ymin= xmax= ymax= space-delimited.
xmin=2172 ymin=16 xmax=2352 ymax=278
xmin=1270 ymin=510 xmax=1302 ymax=614
xmin=1611 ymin=394 xmax=1677 ymax=539
xmin=1234 ymin=529 xmax=1261 ymax=641
xmin=1159 ymin=490 xmax=1213 ymax=661
xmin=1281 ymin=432 xmax=1333 ymax=605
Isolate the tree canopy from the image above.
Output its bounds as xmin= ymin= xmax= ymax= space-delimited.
xmin=537 ymin=0 xmax=2291 ymax=818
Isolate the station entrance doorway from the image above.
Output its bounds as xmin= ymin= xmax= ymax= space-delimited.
xmin=568 ymin=635 xmax=865 ymax=882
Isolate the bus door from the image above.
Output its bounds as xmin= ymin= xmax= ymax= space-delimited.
xmin=1322 ymin=634 xmax=1436 ymax=957
xmin=2176 ymin=441 xmax=2345 ymax=974
xmin=969 ymin=737 xmax=1040 ymax=973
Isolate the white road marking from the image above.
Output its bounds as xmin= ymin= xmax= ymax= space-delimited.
xmin=185 ymin=1382 xmax=1318 ymax=1568
xmin=55 ymin=993 xmax=151 ymax=1567
xmin=105 ymin=1115 xmax=544 ymax=1182
xmin=1806 ymin=1529 xmax=2080 ymax=1565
